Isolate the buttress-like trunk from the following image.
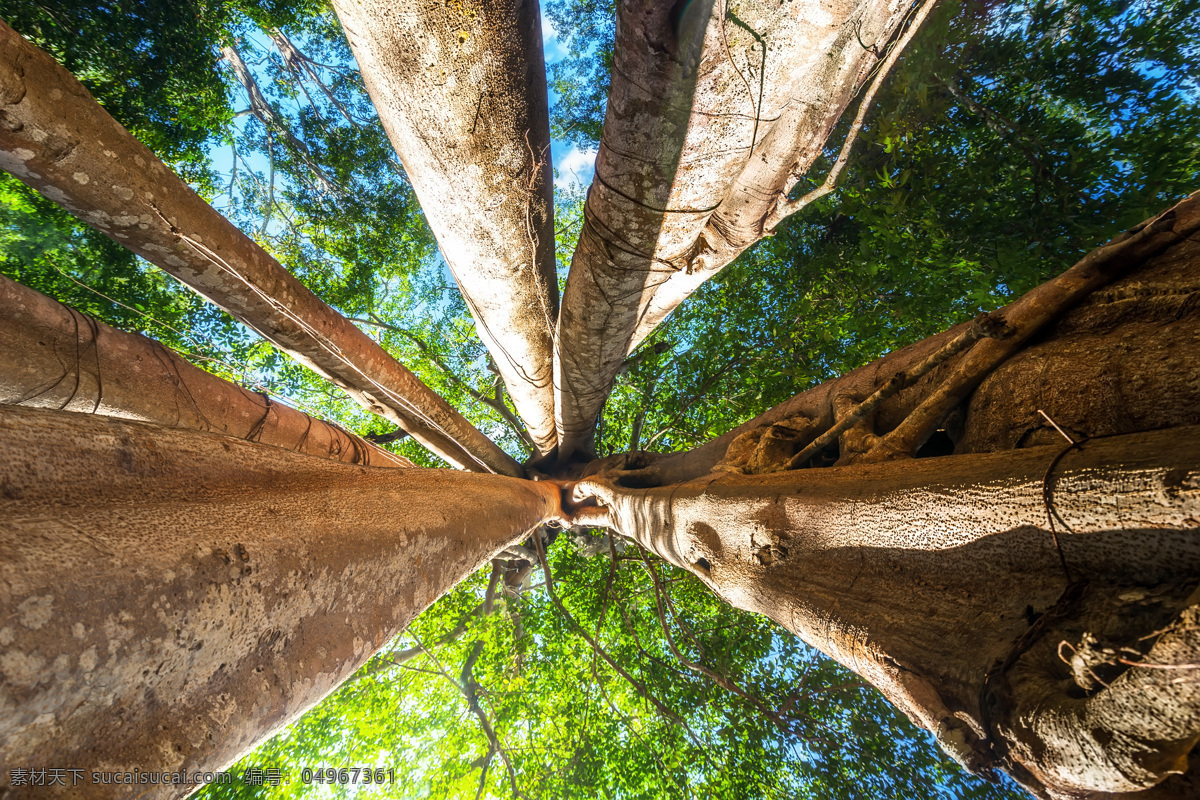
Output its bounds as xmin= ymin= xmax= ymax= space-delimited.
xmin=0 ymin=405 xmax=562 ymax=799
xmin=0 ymin=274 xmax=412 ymax=468
xmin=573 ymin=195 xmax=1200 ymax=797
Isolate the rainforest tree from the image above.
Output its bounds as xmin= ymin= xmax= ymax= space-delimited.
xmin=1 ymin=0 xmax=1199 ymax=798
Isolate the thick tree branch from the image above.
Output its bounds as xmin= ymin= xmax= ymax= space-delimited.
xmin=0 ymin=275 xmax=412 ymax=468
xmin=553 ymin=0 xmax=917 ymax=459
xmin=0 ymin=404 xmax=561 ymax=783
xmin=331 ymin=0 xmax=559 ymax=456
xmin=0 ymin=21 xmax=521 ymax=475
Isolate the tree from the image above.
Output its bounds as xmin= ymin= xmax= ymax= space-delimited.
xmin=1 ymin=0 xmax=1199 ymax=797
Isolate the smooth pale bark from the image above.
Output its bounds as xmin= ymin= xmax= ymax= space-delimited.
xmin=554 ymin=0 xmax=909 ymax=458
xmin=575 ymin=428 xmax=1200 ymax=798
xmin=0 ymin=274 xmax=412 ymax=468
xmin=332 ymin=0 xmax=559 ymax=456
xmin=624 ymin=190 xmax=1200 ymax=484
xmin=0 ymin=21 xmax=521 ymax=476
xmin=0 ymin=405 xmax=562 ymax=799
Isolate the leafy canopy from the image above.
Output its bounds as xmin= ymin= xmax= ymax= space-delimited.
xmin=2 ymin=0 xmax=1198 ymax=796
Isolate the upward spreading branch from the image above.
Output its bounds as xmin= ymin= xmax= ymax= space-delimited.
xmin=331 ymin=0 xmax=559 ymax=456
xmin=0 ymin=21 xmax=520 ymax=475
xmin=553 ymin=0 xmax=921 ymax=460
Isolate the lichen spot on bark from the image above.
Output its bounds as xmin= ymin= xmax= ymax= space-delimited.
xmin=17 ymin=594 xmax=54 ymax=629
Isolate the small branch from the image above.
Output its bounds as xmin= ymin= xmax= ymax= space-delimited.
xmin=366 ymin=428 xmax=410 ymax=444
xmin=767 ymin=0 xmax=940 ymax=229
xmin=350 ymin=315 xmax=536 ymax=453
xmin=635 ymin=546 xmax=823 ymax=740
xmin=415 ymin=636 xmax=525 ymax=799
xmin=531 ymin=534 xmax=712 ymax=763
xmin=786 ymin=312 xmax=1011 ymax=468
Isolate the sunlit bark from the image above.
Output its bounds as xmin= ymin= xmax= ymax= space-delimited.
xmin=576 ymin=428 xmax=1200 ymax=798
xmin=553 ymin=0 xmax=912 ymax=458
xmin=0 ymin=21 xmax=520 ymax=475
xmin=331 ymin=0 xmax=559 ymax=456
xmin=0 ymin=405 xmax=561 ymax=799
xmin=569 ymin=194 xmax=1200 ymax=796
xmin=0 ymin=274 xmax=412 ymax=468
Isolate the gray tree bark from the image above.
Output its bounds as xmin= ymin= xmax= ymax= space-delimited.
xmin=0 ymin=21 xmax=520 ymax=476
xmin=0 ymin=405 xmax=562 ymax=799
xmin=331 ymin=0 xmax=560 ymax=456
xmin=553 ymin=0 xmax=912 ymax=458
xmin=0 ymin=274 xmax=412 ymax=468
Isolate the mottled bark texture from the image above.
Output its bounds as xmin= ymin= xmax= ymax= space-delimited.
xmin=571 ymin=196 xmax=1200 ymax=797
xmin=553 ymin=0 xmax=910 ymax=458
xmin=0 ymin=21 xmax=520 ymax=476
xmin=0 ymin=405 xmax=562 ymax=799
xmin=332 ymin=0 xmax=559 ymax=456
xmin=0 ymin=274 xmax=412 ymax=468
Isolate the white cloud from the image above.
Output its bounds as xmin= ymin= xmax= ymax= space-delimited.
xmin=554 ymin=144 xmax=597 ymax=189
xmin=541 ymin=12 xmax=566 ymax=64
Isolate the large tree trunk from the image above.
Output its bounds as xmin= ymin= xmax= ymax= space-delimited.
xmin=0 ymin=21 xmax=520 ymax=476
xmin=552 ymin=0 xmax=912 ymax=459
xmin=0 ymin=274 xmax=412 ymax=468
xmin=572 ymin=195 xmax=1200 ymax=797
xmin=331 ymin=0 xmax=560 ymax=456
xmin=578 ymin=429 xmax=1200 ymax=798
xmin=0 ymin=405 xmax=562 ymax=798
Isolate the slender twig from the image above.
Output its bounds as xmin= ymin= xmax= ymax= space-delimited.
xmin=414 ymin=636 xmax=525 ymax=799
xmin=635 ymin=546 xmax=824 ymax=740
xmin=531 ymin=534 xmax=713 ymax=765
xmin=349 ymin=314 xmax=536 ymax=451
xmin=767 ymin=0 xmax=940 ymax=229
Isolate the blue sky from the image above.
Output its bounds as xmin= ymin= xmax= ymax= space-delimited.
xmin=542 ymin=11 xmax=597 ymax=191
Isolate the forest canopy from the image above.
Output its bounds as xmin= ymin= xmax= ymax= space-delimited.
xmin=1 ymin=0 xmax=1198 ymax=796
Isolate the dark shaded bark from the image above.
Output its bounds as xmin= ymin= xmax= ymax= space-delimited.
xmin=0 ymin=405 xmax=561 ymax=799
xmin=332 ymin=0 xmax=559 ymax=456
xmin=0 ymin=21 xmax=520 ymax=475
xmin=0 ymin=274 xmax=412 ymax=468
xmin=616 ymin=191 xmax=1200 ymax=484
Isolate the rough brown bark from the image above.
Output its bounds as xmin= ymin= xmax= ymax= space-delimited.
xmin=553 ymin=0 xmax=910 ymax=459
xmin=0 ymin=404 xmax=562 ymax=799
xmin=621 ymin=190 xmax=1200 ymax=484
xmin=0 ymin=21 xmax=520 ymax=476
xmin=331 ymin=0 xmax=559 ymax=456
xmin=0 ymin=274 xmax=412 ymax=468
xmin=574 ymin=428 xmax=1200 ymax=798
xmin=568 ymin=195 xmax=1200 ymax=797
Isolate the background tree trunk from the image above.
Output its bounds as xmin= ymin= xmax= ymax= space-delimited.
xmin=0 ymin=405 xmax=561 ymax=799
